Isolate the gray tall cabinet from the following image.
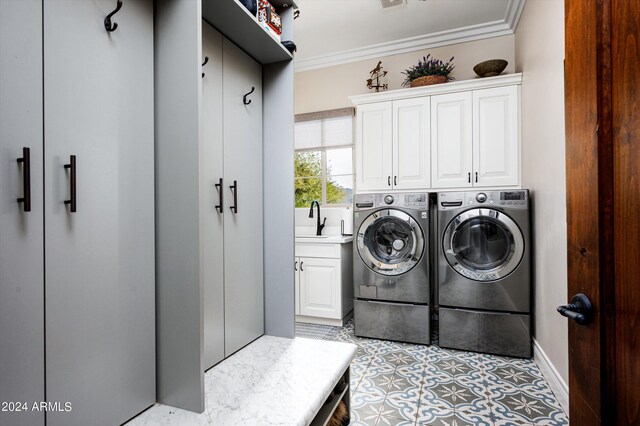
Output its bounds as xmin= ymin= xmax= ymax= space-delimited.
xmin=0 ymin=1 xmax=156 ymax=425
xmin=155 ymin=0 xmax=296 ymax=413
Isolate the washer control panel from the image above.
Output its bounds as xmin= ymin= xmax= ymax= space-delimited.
xmin=354 ymin=193 xmax=429 ymax=210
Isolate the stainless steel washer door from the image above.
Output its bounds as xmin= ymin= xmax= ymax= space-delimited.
xmin=443 ymin=208 xmax=524 ymax=281
xmin=357 ymin=209 xmax=425 ymax=276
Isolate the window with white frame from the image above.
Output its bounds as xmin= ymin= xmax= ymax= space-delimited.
xmin=294 ymin=111 xmax=354 ymax=207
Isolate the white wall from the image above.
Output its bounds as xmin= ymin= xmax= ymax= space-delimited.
xmin=295 ymin=35 xmax=515 ymax=114
xmin=515 ymin=0 xmax=568 ymax=389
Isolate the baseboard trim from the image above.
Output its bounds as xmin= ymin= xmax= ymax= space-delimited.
xmin=532 ymin=338 xmax=569 ymax=415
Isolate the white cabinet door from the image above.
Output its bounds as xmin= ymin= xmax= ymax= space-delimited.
xmin=295 ymin=258 xmax=300 ymax=315
xmin=393 ymin=98 xmax=430 ymax=189
xmin=202 ymin=23 xmax=225 ymax=370
xmin=43 ymin=1 xmax=155 ymax=425
xmin=299 ymin=257 xmax=341 ymax=319
xmin=431 ymin=92 xmax=473 ymax=188
xmin=356 ymin=102 xmax=393 ymax=191
xmin=223 ymin=38 xmax=264 ymax=356
xmin=473 ymin=86 xmax=519 ymax=187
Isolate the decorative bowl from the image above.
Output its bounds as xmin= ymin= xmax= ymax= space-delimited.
xmin=473 ymin=59 xmax=508 ymax=77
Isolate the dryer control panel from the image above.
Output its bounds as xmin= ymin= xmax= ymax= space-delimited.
xmin=438 ymin=190 xmax=529 ymax=210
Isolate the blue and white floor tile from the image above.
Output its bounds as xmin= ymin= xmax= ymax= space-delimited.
xmin=296 ymin=320 xmax=569 ymax=425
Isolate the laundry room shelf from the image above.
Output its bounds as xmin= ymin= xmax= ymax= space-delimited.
xmin=202 ymin=0 xmax=294 ymax=65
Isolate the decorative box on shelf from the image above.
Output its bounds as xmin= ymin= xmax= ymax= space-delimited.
xmin=258 ymin=0 xmax=282 ymax=41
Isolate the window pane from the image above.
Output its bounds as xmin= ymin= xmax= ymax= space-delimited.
xmin=323 ymin=115 xmax=353 ymax=147
xmin=327 ymin=174 xmax=353 ymax=205
xmin=294 ymin=120 xmax=321 ymax=149
xmin=326 ymin=147 xmax=353 ymax=176
xmin=295 ymin=178 xmax=322 ymax=207
xmin=295 ymin=151 xmax=322 ymax=178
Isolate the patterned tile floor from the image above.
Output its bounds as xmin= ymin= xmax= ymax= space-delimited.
xmin=296 ymin=320 xmax=568 ymax=426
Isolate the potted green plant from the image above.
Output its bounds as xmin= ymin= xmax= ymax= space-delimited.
xmin=402 ymin=54 xmax=455 ymax=87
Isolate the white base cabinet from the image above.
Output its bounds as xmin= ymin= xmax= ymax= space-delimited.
xmin=350 ymin=74 xmax=521 ymax=192
xmin=295 ymin=242 xmax=353 ymax=326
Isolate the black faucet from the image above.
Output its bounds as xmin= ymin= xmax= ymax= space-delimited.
xmin=309 ymin=200 xmax=326 ymax=236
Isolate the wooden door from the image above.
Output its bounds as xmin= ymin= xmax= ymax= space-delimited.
xmin=43 ymin=1 xmax=155 ymax=424
xmin=355 ymin=102 xmax=393 ymax=191
xmin=392 ymin=98 xmax=430 ymax=189
xmin=430 ymin=92 xmax=473 ymax=188
xmin=222 ymin=37 xmax=264 ymax=357
xmin=472 ymin=86 xmax=519 ymax=187
xmin=564 ymin=0 xmax=640 ymax=423
xmin=0 ymin=2 xmax=45 ymax=425
xmin=202 ymin=22 xmax=225 ymax=370
xmin=299 ymin=257 xmax=341 ymax=319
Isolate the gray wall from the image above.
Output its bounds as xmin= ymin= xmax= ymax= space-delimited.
xmin=515 ymin=0 xmax=568 ymax=384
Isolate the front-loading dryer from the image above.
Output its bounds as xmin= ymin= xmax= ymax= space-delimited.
xmin=436 ymin=190 xmax=531 ymax=358
xmin=353 ymin=192 xmax=431 ymax=344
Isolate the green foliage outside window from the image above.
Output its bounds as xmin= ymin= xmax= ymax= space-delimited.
xmin=294 ymin=151 xmax=349 ymax=207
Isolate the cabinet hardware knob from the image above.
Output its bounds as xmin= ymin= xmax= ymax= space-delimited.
xmin=300 ymin=261 xmax=304 ymax=272
xmin=475 ymin=172 xmax=478 ymax=183
xmin=294 ymin=261 xmax=298 ymax=271
xmin=394 ymin=176 xmax=397 ymax=186
xmin=388 ymin=176 xmax=391 ymax=186
xmin=64 ymin=155 xmax=77 ymax=213
xmin=229 ymin=180 xmax=238 ymax=213
xmin=16 ymin=147 xmax=31 ymax=212
xmin=214 ymin=178 xmax=223 ymax=213
xmin=467 ymin=172 xmax=471 ymax=183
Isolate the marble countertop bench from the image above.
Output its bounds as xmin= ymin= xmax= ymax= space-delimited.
xmin=127 ymin=336 xmax=357 ymax=426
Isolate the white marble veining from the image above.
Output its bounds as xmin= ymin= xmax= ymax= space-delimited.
xmin=294 ymin=235 xmax=353 ymax=244
xmin=127 ymin=336 xmax=356 ymax=426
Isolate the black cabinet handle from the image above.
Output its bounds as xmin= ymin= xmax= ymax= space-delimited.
xmin=475 ymin=172 xmax=478 ymax=183
xmin=229 ymin=180 xmax=238 ymax=213
xmin=300 ymin=261 xmax=304 ymax=272
xmin=468 ymin=172 xmax=471 ymax=183
xmin=388 ymin=176 xmax=391 ymax=186
xmin=294 ymin=261 xmax=298 ymax=271
xmin=394 ymin=176 xmax=397 ymax=186
xmin=16 ymin=147 xmax=31 ymax=212
xmin=214 ymin=178 xmax=223 ymax=213
xmin=64 ymin=155 xmax=77 ymax=213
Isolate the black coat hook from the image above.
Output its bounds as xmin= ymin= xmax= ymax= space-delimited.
xmin=294 ymin=9 xmax=300 ymax=19
xmin=105 ymin=0 xmax=123 ymax=32
xmin=243 ymin=86 xmax=255 ymax=105
xmin=202 ymin=56 xmax=209 ymax=78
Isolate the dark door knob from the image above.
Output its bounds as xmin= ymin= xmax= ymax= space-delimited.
xmin=557 ymin=293 xmax=593 ymax=325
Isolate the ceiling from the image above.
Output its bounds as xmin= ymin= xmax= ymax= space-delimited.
xmin=293 ymin=0 xmax=525 ymax=71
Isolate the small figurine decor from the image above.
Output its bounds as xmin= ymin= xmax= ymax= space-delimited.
xmin=402 ymin=54 xmax=455 ymax=87
xmin=366 ymin=61 xmax=389 ymax=92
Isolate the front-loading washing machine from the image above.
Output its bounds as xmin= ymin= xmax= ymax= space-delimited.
xmin=437 ymin=190 xmax=531 ymax=358
xmin=353 ymin=192 xmax=431 ymax=344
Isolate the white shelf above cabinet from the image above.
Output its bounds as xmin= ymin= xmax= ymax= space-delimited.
xmin=202 ymin=0 xmax=293 ymax=65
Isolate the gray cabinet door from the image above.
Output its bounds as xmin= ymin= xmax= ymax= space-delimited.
xmin=43 ymin=1 xmax=155 ymax=425
xmin=0 ymin=1 xmax=45 ymax=425
xmin=202 ymin=22 xmax=225 ymax=370
xmin=223 ymin=38 xmax=264 ymax=356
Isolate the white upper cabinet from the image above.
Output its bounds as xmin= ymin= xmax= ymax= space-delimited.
xmin=356 ymin=102 xmax=393 ymax=191
xmin=352 ymin=74 xmax=521 ymax=191
xmin=431 ymin=92 xmax=473 ymax=188
xmin=393 ymin=97 xmax=431 ymax=189
xmin=473 ymin=85 xmax=519 ymax=187
xmin=356 ymin=99 xmax=430 ymax=191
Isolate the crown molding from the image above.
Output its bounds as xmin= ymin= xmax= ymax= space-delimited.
xmin=294 ymin=0 xmax=526 ymax=73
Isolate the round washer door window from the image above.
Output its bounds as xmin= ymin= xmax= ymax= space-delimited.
xmin=357 ymin=209 xmax=425 ymax=276
xmin=443 ymin=208 xmax=524 ymax=281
